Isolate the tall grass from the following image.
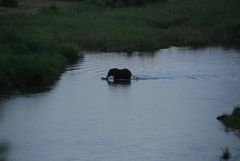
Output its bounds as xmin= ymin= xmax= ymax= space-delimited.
xmin=1 ymin=0 xmax=239 ymax=52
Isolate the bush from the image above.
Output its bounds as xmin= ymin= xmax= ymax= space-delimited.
xmin=10 ymin=54 xmax=65 ymax=89
xmin=0 ymin=0 xmax=18 ymax=7
xmin=0 ymin=52 xmax=66 ymax=92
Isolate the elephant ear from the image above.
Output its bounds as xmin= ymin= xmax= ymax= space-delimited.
xmin=107 ymin=70 xmax=112 ymax=77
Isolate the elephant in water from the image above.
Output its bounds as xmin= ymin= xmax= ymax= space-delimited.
xmin=106 ymin=68 xmax=132 ymax=81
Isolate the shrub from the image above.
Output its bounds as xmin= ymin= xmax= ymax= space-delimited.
xmin=0 ymin=53 xmax=66 ymax=91
xmin=59 ymin=43 xmax=82 ymax=64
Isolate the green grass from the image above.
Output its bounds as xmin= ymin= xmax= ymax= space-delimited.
xmin=0 ymin=0 xmax=240 ymax=92
xmin=217 ymin=106 xmax=240 ymax=130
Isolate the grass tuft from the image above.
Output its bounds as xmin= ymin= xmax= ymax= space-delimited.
xmin=217 ymin=106 xmax=240 ymax=130
xmin=221 ymin=147 xmax=231 ymax=160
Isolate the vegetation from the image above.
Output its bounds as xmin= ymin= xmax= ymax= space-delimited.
xmin=217 ymin=106 xmax=240 ymax=131
xmin=100 ymin=0 xmax=167 ymax=7
xmin=0 ymin=32 xmax=81 ymax=92
xmin=65 ymin=0 xmax=166 ymax=7
xmin=220 ymin=147 xmax=231 ymax=160
xmin=0 ymin=0 xmax=240 ymax=92
xmin=1 ymin=0 xmax=240 ymax=51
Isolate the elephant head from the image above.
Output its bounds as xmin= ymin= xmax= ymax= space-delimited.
xmin=106 ymin=68 xmax=132 ymax=81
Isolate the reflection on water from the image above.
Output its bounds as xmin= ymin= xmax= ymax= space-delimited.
xmin=0 ymin=47 xmax=240 ymax=161
xmin=0 ymin=106 xmax=10 ymax=161
xmin=107 ymin=81 xmax=132 ymax=86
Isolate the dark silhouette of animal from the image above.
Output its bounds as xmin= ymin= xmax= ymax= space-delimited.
xmin=106 ymin=68 xmax=132 ymax=81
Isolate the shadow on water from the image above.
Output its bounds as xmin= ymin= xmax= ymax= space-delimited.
xmin=0 ymin=142 xmax=10 ymax=161
xmin=19 ymin=57 xmax=85 ymax=94
xmin=0 ymin=78 xmax=60 ymax=98
xmin=17 ymin=84 xmax=59 ymax=95
xmin=0 ymin=106 xmax=10 ymax=161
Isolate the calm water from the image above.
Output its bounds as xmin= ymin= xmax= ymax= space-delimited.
xmin=0 ymin=47 xmax=240 ymax=161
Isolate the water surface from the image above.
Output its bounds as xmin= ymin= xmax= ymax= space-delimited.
xmin=0 ymin=47 xmax=240 ymax=161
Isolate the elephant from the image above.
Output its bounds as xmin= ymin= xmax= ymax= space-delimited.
xmin=106 ymin=68 xmax=132 ymax=81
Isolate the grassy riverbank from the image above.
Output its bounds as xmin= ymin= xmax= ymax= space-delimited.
xmin=0 ymin=32 xmax=81 ymax=92
xmin=0 ymin=0 xmax=240 ymax=92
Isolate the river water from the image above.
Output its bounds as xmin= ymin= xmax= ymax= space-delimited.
xmin=0 ymin=47 xmax=240 ymax=161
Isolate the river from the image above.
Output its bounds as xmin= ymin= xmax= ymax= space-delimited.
xmin=0 ymin=47 xmax=240 ymax=161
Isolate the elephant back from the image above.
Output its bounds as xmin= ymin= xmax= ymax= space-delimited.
xmin=107 ymin=68 xmax=132 ymax=80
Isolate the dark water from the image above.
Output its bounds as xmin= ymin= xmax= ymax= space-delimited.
xmin=0 ymin=47 xmax=240 ymax=161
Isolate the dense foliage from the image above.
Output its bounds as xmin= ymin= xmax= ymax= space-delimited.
xmin=0 ymin=31 xmax=81 ymax=92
